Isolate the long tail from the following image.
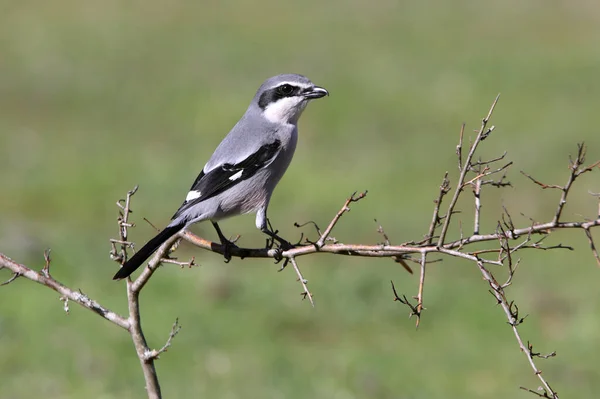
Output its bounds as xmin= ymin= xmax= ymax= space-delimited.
xmin=113 ymin=224 xmax=183 ymax=280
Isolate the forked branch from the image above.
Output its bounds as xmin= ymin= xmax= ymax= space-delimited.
xmin=1 ymin=96 xmax=598 ymax=399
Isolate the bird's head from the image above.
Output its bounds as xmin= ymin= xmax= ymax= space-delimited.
xmin=253 ymin=74 xmax=329 ymax=125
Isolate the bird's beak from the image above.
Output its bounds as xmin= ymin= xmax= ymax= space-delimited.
xmin=303 ymin=86 xmax=329 ymax=99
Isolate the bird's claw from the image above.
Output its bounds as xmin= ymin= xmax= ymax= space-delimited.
xmin=262 ymin=221 xmax=294 ymax=266
xmin=276 ymin=257 xmax=291 ymax=271
xmin=273 ymin=247 xmax=284 ymax=263
xmin=270 ymin=239 xmax=295 ymax=268
xmin=220 ymin=238 xmax=239 ymax=263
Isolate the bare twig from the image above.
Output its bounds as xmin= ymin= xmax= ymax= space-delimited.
xmin=180 ymin=215 xmax=600 ymax=262
xmin=315 ymin=191 xmax=367 ymax=248
xmin=41 ymin=248 xmax=52 ymax=278
xmin=289 ymin=257 xmax=314 ymax=307
xmin=519 ymin=171 xmax=563 ymax=190
xmin=528 ymin=341 xmax=556 ymax=360
xmin=457 ymin=123 xmax=465 ymax=172
xmin=160 ymin=257 xmax=197 ymax=268
xmin=583 ymin=229 xmax=600 ymax=267
xmin=426 ymin=172 xmax=450 ymax=244
xmin=112 ymin=186 xmax=183 ymax=399
xmin=473 ymin=176 xmax=482 ymax=235
xmin=590 ymin=191 xmax=600 ymax=218
xmin=478 ymin=260 xmax=558 ymax=398
xmin=376 ymin=220 xmax=413 ymax=274
xmin=3 ymin=94 xmax=599 ymax=399
xmin=0 ymin=271 xmax=20 ymax=286
xmin=391 ymin=280 xmax=419 ymax=318
xmin=522 ymin=144 xmax=600 ymax=226
xmin=414 ymin=252 xmax=427 ymax=328
xmin=437 ymin=94 xmax=500 ymax=246
xmin=520 ymin=386 xmax=556 ymax=398
xmin=144 ymin=318 xmax=182 ymax=361
xmin=0 ymin=253 xmax=129 ymax=329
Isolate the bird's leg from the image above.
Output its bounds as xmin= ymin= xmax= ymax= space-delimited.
xmin=211 ymin=222 xmax=239 ymax=263
xmin=261 ymin=219 xmax=294 ymax=265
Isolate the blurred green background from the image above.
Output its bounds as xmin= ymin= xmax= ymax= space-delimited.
xmin=1 ymin=1 xmax=600 ymax=398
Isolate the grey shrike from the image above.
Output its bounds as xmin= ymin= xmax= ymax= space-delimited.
xmin=113 ymin=74 xmax=328 ymax=280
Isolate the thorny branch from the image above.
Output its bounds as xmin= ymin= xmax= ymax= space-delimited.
xmin=1 ymin=96 xmax=599 ymax=398
xmin=437 ymin=94 xmax=500 ymax=247
xmin=111 ymin=186 xmax=184 ymax=399
xmin=144 ymin=319 xmax=182 ymax=361
xmin=0 ymin=252 xmax=129 ymax=329
xmin=414 ymin=252 xmax=427 ymax=328
xmin=479 ymin=226 xmax=557 ymax=397
xmin=177 ymin=97 xmax=598 ymax=397
xmin=426 ymin=172 xmax=450 ymax=244
xmin=1 ymin=186 xmax=183 ymax=399
xmin=376 ymin=220 xmax=413 ymax=274
xmin=316 ymin=191 xmax=367 ymax=248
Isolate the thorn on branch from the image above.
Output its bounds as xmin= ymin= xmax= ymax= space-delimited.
xmin=315 ymin=191 xmax=368 ymax=248
xmin=484 ymin=94 xmax=501 ymax=123
xmin=294 ymin=220 xmax=322 ymax=240
xmin=288 ymin=257 xmax=314 ymax=307
xmin=480 ymin=125 xmax=495 ymax=141
xmin=438 ymin=96 xmax=500 ymax=247
xmin=128 ymin=185 xmax=139 ymax=196
xmin=375 ymin=219 xmax=391 ymax=246
xmin=501 ymin=258 xmax=520 ymax=289
xmin=488 ymin=289 xmax=502 ymax=305
xmin=583 ymin=228 xmax=600 ymax=267
xmin=392 ymin=256 xmax=414 ymax=274
xmin=457 ymin=123 xmax=465 ymax=171
xmin=60 ymin=295 xmax=70 ymax=314
xmin=391 ymin=281 xmax=420 ymax=321
xmin=160 ymin=257 xmax=197 ymax=269
xmin=508 ymin=301 xmax=528 ymax=327
xmin=519 ymin=386 xmax=557 ymax=398
xmin=143 ymin=217 xmax=161 ymax=232
xmin=527 ymin=243 xmax=573 ymax=251
xmin=426 ymin=172 xmax=451 ymax=244
xmin=501 ymin=207 xmax=516 ymax=237
xmin=569 ymin=143 xmax=586 ymax=171
xmin=471 ymin=151 xmax=508 ymax=167
xmin=520 ymin=171 xmax=562 ymax=190
xmin=375 ymin=219 xmax=413 ymax=274
xmin=414 ymin=253 xmax=427 ymax=328
xmin=0 ymin=272 xmax=20 ymax=286
xmin=111 ymin=186 xmax=139 ymax=265
xmin=528 ymin=341 xmax=556 ymax=360
xmin=472 ymin=172 xmax=483 ymax=235
xmin=589 ymin=191 xmax=600 ymax=219
xmin=486 ymin=177 xmax=512 ymax=188
xmin=41 ymin=249 xmax=52 ymax=278
xmin=576 ymin=160 xmax=600 ymax=176
xmin=478 ymin=258 xmax=559 ymax=398
xmin=144 ymin=318 xmax=182 ymax=361
xmin=350 ymin=191 xmax=368 ymax=203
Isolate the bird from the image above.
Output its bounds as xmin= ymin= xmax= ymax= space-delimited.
xmin=113 ymin=74 xmax=329 ymax=280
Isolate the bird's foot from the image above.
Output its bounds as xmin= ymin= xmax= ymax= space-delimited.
xmin=263 ymin=229 xmax=295 ymax=267
xmin=220 ymin=236 xmax=241 ymax=263
xmin=264 ymin=228 xmax=294 ymax=249
xmin=212 ymin=222 xmax=241 ymax=263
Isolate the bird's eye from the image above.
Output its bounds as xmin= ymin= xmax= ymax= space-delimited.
xmin=278 ymin=84 xmax=294 ymax=96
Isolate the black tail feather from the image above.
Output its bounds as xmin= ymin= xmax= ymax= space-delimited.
xmin=113 ymin=224 xmax=183 ymax=280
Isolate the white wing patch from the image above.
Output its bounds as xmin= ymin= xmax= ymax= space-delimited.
xmin=185 ymin=190 xmax=202 ymax=202
xmin=229 ymin=170 xmax=244 ymax=181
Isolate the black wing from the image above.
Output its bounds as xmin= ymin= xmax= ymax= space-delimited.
xmin=172 ymin=140 xmax=281 ymax=219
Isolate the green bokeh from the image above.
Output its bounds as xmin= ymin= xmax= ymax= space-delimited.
xmin=1 ymin=1 xmax=599 ymax=398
